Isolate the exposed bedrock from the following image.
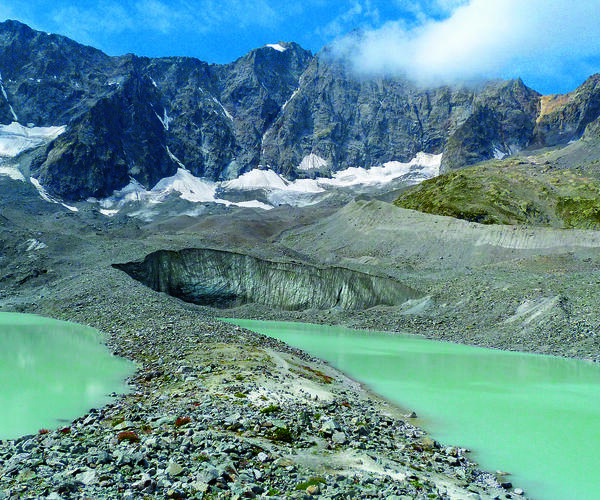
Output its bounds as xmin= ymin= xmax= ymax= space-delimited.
xmin=114 ymin=248 xmax=418 ymax=310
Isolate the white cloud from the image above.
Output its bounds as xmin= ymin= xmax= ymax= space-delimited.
xmin=333 ymin=0 xmax=600 ymax=91
xmin=317 ymin=1 xmax=380 ymax=38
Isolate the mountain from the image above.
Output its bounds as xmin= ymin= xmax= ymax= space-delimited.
xmin=1 ymin=20 xmax=600 ymax=202
xmin=394 ymin=111 xmax=600 ymax=228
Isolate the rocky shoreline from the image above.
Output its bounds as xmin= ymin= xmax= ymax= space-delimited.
xmin=0 ymin=300 xmax=525 ymax=499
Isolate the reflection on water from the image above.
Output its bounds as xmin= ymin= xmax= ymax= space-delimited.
xmin=225 ymin=319 xmax=600 ymax=500
xmin=0 ymin=313 xmax=135 ymax=439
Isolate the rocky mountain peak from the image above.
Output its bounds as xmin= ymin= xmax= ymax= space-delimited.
xmin=1 ymin=21 xmax=599 ymax=201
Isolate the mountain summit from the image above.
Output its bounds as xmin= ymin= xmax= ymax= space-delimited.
xmin=1 ymin=20 xmax=599 ymax=201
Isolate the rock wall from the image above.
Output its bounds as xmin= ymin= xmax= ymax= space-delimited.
xmin=114 ymin=248 xmax=418 ymax=310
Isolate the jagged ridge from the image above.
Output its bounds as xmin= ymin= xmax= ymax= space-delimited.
xmin=1 ymin=20 xmax=600 ymax=201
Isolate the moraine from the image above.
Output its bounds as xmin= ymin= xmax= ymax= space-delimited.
xmin=225 ymin=318 xmax=600 ymax=500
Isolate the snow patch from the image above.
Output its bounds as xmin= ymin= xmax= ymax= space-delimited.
xmin=282 ymin=88 xmax=299 ymax=111
xmin=25 ymin=239 xmax=47 ymax=252
xmin=0 ymin=72 xmax=18 ymax=121
xmin=155 ymin=108 xmax=172 ymax=131
xmin=0 ymin=76 xmax=7 ymax=101
xmin=266 ymin=43 xmax=287 ymax=52
xmin=0 ymin=163 xmax=25 ymax=181
xmin=0 ymin=122 xmax=66 ymax=157
xmin=211 ymin=97 xmax=233 ymax=121
xmin=505 ymin=296 xmax=561 ymax=325
xmin=298 ymin=153 xmax=328 ymax=171
xmin=93 ymin=152 xmax=440 ymax=218
xmin=100 ymin=169 xmax=218 ymax=208
xmin=166 ymin=147 xmax=186 ymax=169
xmin=319 ymin=152 xmax=441 ymax=188
xmin=97 ymin=168 xmax=275 ymax=216
xmin=152 ymin=168 xmax=218 ymax=203
xmin=234 ymin=200 xmax=273 ymax=210
xmin=222 ymin=169 xmax=290 ymax=191
xmin=30 ymin=177 xmax=78 ymax=212
xmin=99 ymin=209 xmax=119 ymax=217
xmin=493 ymin=148 xmax=507 ymax=160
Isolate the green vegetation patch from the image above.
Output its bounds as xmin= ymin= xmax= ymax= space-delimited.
xmin=294 ymin=477 xmax=326 ymax=490
xmin=556 ymin=196 xmax=600 ymax=228
xmin=260 ymin=404 xmax=281 ymax=415
xmin=394 ymin=159 xmax=600 ymax=228
xmin=269 ymin=426 xmax=295 ymax=443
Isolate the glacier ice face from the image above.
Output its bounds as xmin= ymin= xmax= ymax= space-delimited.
xmin=115 ymin=248 xmax=419 ymax=311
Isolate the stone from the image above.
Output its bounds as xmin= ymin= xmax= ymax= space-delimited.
xmin=20 ymin=439 xmax=37 ymax=452
xmin=16 ymin=468 xmax=36 ymax=482
xmin=514 ymin=488 xmax=525 ymax=495
xmin=416 ymin=436 xmax=437 ymax=451
xmin=190 ymin=480 xmax=209 ymax=493
xmin=155 ymin=416 xmax=177 ymax=426
xmin=332 ymin=432 xmax=347 ymax=444
xmin=320 ymin=418 xmax=340 ymax=434
xmin=166 ymin=460 xmax=184 ymax=477
xmin=257 ymin=451 xmax=270 ymax=462
xmin=132 ymin=473 xmax=153 ymax=490
xmin=113 ymin=421 xmax=134 ymax=430
xmin=306 ymin=484 xmax=320 ymax=495
xmin=357 ymin=425 xmax=370 ymax=437
xmin=196 ymin=466 xmax=219 ymax=484
xmin=75 ymin=469 xmax=97 ymax=486
xmin=274 ymin=458 xmax=295 ymax=468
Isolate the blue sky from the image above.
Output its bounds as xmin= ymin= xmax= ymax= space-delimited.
xmin=1 ymin=0 xmax=599 ymax=94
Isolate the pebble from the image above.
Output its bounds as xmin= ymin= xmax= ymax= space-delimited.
xmin=165 ymin=460 xmax=184 ymax=476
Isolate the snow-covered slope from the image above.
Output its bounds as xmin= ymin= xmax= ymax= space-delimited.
xmin=0 ymin=122 xmax=65 ymax=157
xmin=0 ymin=142 xmax=441 ymax=219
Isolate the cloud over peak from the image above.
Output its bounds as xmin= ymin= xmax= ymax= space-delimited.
xmin=333 ymin=0 xmax=600 ymax=93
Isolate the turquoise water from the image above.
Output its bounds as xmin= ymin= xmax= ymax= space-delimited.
xmin=225 ymin=319 xmax=600 ymax=500
xmin=0 ymin=313 xmax=135 ymax=439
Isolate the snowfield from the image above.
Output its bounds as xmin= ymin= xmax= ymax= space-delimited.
xmin=0 ymin=134 xmax=441 ymax=219
xmin=0 ymin=122 xmax=65 ymax=157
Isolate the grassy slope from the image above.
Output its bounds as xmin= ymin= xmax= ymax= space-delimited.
xmin=395 ymin=134 xmax=600 ymax=228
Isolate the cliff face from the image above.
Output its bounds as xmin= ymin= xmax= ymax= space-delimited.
xmin=114 ymin=248 xmax=418 ymax=310
xmin=1 ymin=20 xmax=599 ymax=200
xmin=31 ymin=73 xmax=175 ymax=199
xmin=262 ymin=60 xmax=542 ymax=177
xmin=534 ymin=74 xmax=600 ymax=146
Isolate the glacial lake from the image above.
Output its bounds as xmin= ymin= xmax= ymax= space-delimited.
xmin=225 ymin=318 xmax=600 ymax=500
xmin=0 ymin=313 xmax=135 ymax=439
